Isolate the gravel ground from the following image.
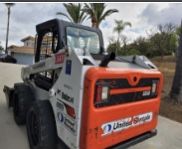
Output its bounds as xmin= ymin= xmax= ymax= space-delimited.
xmin=0 ymin=62 xmax=182 ymax=149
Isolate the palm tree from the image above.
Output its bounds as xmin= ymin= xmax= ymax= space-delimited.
xmin=57 ymin=3 xmax=86 ymax=24
xmin=83 ymin=3 xmax=118 ymax=28
xmin=113 ymin=20 xmax=132 ymax=54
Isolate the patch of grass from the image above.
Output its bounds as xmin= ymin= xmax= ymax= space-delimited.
xmin=152 ymin=56 xmax=182 ymax=123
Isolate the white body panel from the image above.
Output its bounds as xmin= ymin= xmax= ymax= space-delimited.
xmin=22 ymin=49 xmax=95 ymax=149
xmin=50 ymin=52 xmax=92 ymax=149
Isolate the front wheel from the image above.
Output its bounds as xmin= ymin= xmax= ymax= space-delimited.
xmin=26 ymin=101 xmax=57 ymax=149
xmin=13 ymin=84 xmax=34 ymax=125
xmin=13 ymin=90 xmax=28 ymax=125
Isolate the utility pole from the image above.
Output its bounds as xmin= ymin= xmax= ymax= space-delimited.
xmin=5 ymin=3 xmax=15 ymax=54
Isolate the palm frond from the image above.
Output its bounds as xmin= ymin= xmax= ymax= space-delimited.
xmin=100 ymin=9 xmax=118 ymax=23
xmin=57 ymin=3 xmax=86 ymax=24
xmin=80 ymin=11 xmax=87 ymax=23
xmin=113 ymin=19 xmax=132 ymax=34
xmin=123 ymin=22 xmax=132 ymax=27
xmin=56 ymin=12 xmax=72 ymax=22
xmin=83 ymin=3 xmax=119 ymax=28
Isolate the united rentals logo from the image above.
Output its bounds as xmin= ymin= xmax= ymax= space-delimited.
xmin=101 ymin=112 xmax=152 ymax=136
xmin=57 ymin=112 xmax=76 ymax=134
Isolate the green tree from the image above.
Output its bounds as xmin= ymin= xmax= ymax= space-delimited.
xmin=83 ymin=3 xmax=118 ymax=28
xmin=120 ymin=48 xmax=141 ymax=56
xmin=57 ymin=3 xmax=86 ymax=23
xmin=107 ymin=42 xmax=118 ymax=53
xmin=113 ymin=20 xmax=131 ymax=54
xmin=114 ymin=23 xmax=178 ymax=58
xmin=131 ymin=37 xmax=151 ymax=56
xmin=148 ymin=23 xmax=176 ymax=58
xmin=114 ymin=20 xmax=131 ymax=42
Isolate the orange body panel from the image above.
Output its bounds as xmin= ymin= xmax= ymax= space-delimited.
xmin=80 ymin=67 xmax=163 ymax=149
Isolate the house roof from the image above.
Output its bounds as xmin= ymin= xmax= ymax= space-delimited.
xmin=8 ymin=45 xmax=19 ymax=48
xmin=21 ymin=36 xmax=35 ymax=42
xmin=9 ymin=46 xmax=34 ymax=54
xmin=8 ymin=35 xmax=53 ymax=55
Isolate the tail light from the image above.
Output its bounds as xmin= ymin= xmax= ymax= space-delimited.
xmin=65 ymin=104 xmax=76 ymax=119
xmin=95 ymin=83 xmax=109 ymax=103
xmin=102 ymin=87 xmax=109 ymax=100
xmin=142 ymin=80 xmax=159 ymax=97
xmin=151 ymin=80 xmax=159 ymax=96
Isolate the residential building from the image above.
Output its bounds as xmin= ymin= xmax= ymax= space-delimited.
xmin=8 ymin=36 xmax=35 ymax=65
xmin=8 ymin=35 xmax=53 ymax=65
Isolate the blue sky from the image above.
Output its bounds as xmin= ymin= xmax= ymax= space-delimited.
xmin=0 ymin=3 xmax=182 ymax=49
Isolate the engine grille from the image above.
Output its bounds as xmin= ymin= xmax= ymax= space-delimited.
xmin=95 ymin=78 xmax=159 ymax=108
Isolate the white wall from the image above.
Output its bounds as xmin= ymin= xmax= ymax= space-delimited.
xmin=23 ymin=39 xmax=34 ymax=48
xmin=13 ymin=53 xmax=34 ymax=65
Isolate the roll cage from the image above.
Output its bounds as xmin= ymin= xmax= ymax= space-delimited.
xmin=35 ymin=19 xmax=104 ymax=62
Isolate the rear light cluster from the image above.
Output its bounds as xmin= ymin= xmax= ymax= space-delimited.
xmin=95 ymin=86 xmax=109 ymax=102
xmin=94 ymin=78 xmax=159 ymax=108
xmin=151 ymin=80 xmax=158 ymax=95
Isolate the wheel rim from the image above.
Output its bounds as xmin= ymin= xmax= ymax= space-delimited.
xmin=29 ymin=111 xmax=39 ymax=146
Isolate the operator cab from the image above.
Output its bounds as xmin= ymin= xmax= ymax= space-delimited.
xmin=35 ymin=19 xmax=105 ymax=63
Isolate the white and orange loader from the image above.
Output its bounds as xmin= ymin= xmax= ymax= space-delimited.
xmin=4 ymin=19 xmax=163 ymax=149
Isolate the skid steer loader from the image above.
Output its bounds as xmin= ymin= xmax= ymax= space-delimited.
xmin=4 ymin=19 xmax=163 ymax=149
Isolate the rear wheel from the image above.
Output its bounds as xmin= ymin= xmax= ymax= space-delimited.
xmin=26 ymin=101 xmax=57 ymax=149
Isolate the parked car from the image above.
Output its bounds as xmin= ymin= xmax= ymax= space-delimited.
xmin=0 ymin=54 xmax=17 ymax=63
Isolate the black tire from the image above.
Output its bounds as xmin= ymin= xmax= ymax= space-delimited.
xmin=26 ymin=100 xmax=57 ymax=149
xmin=13 ymin=84 xmax=34 ymax=125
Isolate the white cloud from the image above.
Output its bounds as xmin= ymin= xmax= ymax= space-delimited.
xmin=140 ymin=3 xmax=182 ymax=26
xmin=99 ymin=3 xmax=147 ymax=47
xmin=0 ymin=2 xmax=182 ymax=50
xmin=100 ymin=2 xmax=173 ymax=47
xmin=0 ymin=3 xmax=65 ymax=47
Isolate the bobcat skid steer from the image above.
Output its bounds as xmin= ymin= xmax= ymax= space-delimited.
xmin=4 ymin=19 xmax=163 ymax=149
